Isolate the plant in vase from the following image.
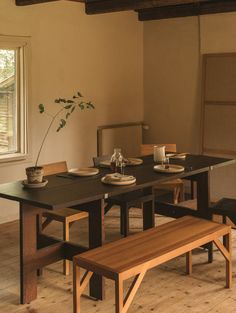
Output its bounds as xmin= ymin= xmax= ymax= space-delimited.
xmin=26 ymin=91 xmax=94 ymax=184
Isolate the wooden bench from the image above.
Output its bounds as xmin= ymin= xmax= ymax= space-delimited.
xmin=73 ymin=216 xmax=232 ymax=313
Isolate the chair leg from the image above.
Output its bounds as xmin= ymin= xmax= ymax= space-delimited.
xmin=179 ymin=184 xmax=185 ymax=202
xmin=120 ymin=205 xmax=129 ymax=237
xmin=63 ymin=220 xmax=70 ymax=275
xmin=186 ymin=251 xmax=192 ymax=275
xmin=223 ymin=215 xmax=227 ymax=246
xmin=173 ymin=187 xmax=179 ymax=204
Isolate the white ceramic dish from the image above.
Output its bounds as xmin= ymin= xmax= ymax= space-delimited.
xmin=101 ymin=174 xmax=136 ymax=186
xmin=166 ymin=153 xmax=187 ymax=160
xmin=68 ymin=168 xmax=99 ymax=177
xmin=100 ymin=158 xmax=143 ymax=167
xmin=154 ymin=164 xmax=185 ymax=173
xmin=22 ymin=179 xmax=48 ymax=188
xmin=125 ymin=158 xmax=143 ymax=166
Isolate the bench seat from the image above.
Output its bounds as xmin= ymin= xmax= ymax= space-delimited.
xmin=73 ymin=216 xmax=232 ymax=313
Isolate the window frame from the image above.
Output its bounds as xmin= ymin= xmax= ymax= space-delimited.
xmin=0 ymin=35 xmax=29 ymax=163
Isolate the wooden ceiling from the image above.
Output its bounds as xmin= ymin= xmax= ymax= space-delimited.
xmin=16 ymin=0 xmax=236 ymax=21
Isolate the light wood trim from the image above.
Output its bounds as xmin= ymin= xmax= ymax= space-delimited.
xmin=42 ymin=161 xmax=68 ymax=176
xmin=213 ymin=238 xmax=230 ymax=261
xmin=122 ymin=266 xmax=148 ymax=313
xmin=80 ymin=270 xmax=93 ymax=295
xmin=140 ymin=144 xmax=177 ymax=156
xmin=73 ymin=261 xmax=81 ymax=313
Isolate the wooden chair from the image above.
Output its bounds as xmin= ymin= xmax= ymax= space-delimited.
xmin=41 ymin=161 xmax=88 ymax=275
xmin=140 ymin=144 xmax=184 ymax=204
xmin=93 ymin=156 xmax=154 ymax=237
xmin=212 ymin=198 xmax=236 ymax=226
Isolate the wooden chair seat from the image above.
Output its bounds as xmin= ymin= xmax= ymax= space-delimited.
xmin=73 ymin=216 xmax=232 ymax=313
xmin=43 ymin=208 xmax=88 ymax=224
xmin=40 ymin=161 xmax=88 ymax=275
xmin=212 ymin=198 xmax=236 ymax=228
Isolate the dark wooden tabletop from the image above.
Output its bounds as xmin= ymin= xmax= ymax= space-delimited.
xmin=0 ymin=154 xmax=234 ymax=210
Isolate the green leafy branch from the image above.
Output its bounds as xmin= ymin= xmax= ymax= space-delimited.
xmin=35 ymin=91 xmax=94 ymax=167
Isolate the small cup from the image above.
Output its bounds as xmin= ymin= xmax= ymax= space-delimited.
xmin=154 ymin=145 xmax=166 ymax=163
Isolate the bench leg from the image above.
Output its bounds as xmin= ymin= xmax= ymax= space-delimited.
xmin=115 ymin=276 xmax=124 ymax=313
xmin=186 ymin=251 xmax=192 ymax=275
xmin=115 ymin=268 xmax=147 ymax=313
xmin=73 ymin=262 xmax=93 ymax=313
xmin=213 ymin=234 xmax=232 ymax=288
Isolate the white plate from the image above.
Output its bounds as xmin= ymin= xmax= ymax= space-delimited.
xmin=100 ymin=158 xmax=143 ymax=167
xmin=22 ymin=179 xmax=48 ymax=188
xmin=101 ymin=174 xmax=136 ymax=186
xmin=166 ymin=153 xmax=187 ymax=160
xmin=154 ymin=164 xmax=185 ymax=173
xmin=69 ymin=168 xmax=99 ymax=177
xmin=125 ymin=158 xmax=143 ymax=166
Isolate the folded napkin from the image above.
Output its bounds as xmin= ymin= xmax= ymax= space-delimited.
xmin=104 ymin=173 xmax=135 ymax=182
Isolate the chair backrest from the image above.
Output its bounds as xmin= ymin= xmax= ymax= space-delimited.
xmin=93 ymin=155 xmax=111 ymax=167
xmin=42 ymin=161 xmax=68 ymax=176
xmin=140 ymin=144 xmax=177 ymax=156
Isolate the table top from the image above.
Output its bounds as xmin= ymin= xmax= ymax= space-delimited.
xmin=0 ymin=154 xmax=234 ymax=210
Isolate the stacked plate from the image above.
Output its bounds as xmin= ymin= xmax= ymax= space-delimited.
xmin=100 ymin=158 xmax=143 ymax=168
xmin=68 ymin=168 xmax=99 ymax=177
xmin=154 ymin=164 xmax=185 ymax=173
xmin=101 ymin=173 xmax=136 ymax=185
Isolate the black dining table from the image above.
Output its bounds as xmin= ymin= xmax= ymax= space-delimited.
xmin=0 ymin=153 xmax=234 ymax=304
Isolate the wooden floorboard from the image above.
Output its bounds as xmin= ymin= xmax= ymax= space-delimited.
xmin=0 ymin=208 xmax=236 ymax=313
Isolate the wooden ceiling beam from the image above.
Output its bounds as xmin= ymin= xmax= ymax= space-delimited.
xmin=15 ymin=0 xmax=84 ymax=5
xmin=16 ymin=0 xmax=59 ymax=5
xmin=85 ymin=0 xmax=206 ymax=15
xmin=138 ymin=0 xmax=236 ymax=21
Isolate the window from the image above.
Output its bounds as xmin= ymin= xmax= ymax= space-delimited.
xmin=0 ymin=36 xmax=28 ymax=162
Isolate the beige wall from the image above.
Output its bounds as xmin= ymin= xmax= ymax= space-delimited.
xmin=143 ymin=17 xmax=201 ymax=153
xmin=0 ymin=0 xmax=143 ymax=223
xmin=143 ymin=13 xmax=236 ymax=199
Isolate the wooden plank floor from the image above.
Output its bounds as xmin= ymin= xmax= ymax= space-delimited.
xmin=1 ymin=208 xmax=236 ymax=313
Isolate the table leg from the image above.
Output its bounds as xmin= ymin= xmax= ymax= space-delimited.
xmin=88 ymin=199 xmax=105 ymax=300
xmin=20 ymin=203 xmax=38 ymax=304
xmin=143 ymin=187 xmax=155 ymax=230
xmin=195 ymin=171 xmax=213 ymax=262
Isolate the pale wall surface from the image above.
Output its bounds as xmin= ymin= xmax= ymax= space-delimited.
xmin=143 ymin=13 xmax=236 ymax=199
xmin=143 ymin=17 xmax=201 ymax=153
xmin=0 ymin=0 xmax=143 ymax=223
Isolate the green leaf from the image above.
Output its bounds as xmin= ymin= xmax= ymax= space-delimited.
xmin=66 ymin=112 xmax=70 ymax=119
xmin=77 ymin=91 xmax=83 ymax=97
xmin=60 ymin=119 xmax=66 ymax=127
xmin=38 ymin=103 xmax=45 ymax=113
xmin=66 ymin=99 xmax=74 ymax=104
xmin=79 ymin=103 xmax=84 ymax=110
xmin=65 ymin=104 xmax=72 ymax=109
xmin=71 ymin=106 xmax=75 ymax=113
xmin=59 ymin=98 xmax=66 ymax=103
xmin=54 ymin=99 xmax=60 ymax=103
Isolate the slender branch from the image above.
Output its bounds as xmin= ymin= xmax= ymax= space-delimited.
xmin=35 ymin=107 xmax=64 ymax=167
